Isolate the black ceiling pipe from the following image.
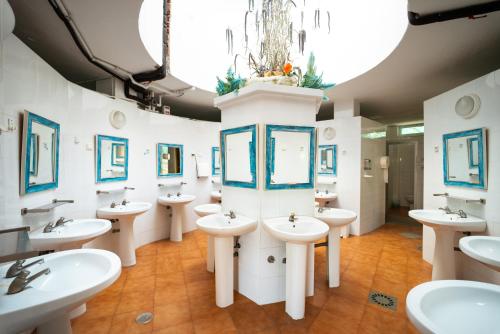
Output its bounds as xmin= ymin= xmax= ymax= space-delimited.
xmin=48 ymin=0 xmax=169 ymax=106
xmin=408 ymin=1 xmax=500 ymax=25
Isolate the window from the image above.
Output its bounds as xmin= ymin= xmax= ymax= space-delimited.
xmin=399 ymin=124 xmax=424 ymax=136
xmin=362 ymin=131 xmax=386 ymax=139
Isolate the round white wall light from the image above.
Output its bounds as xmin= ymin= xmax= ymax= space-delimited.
xmin=109 ymin=110 xmax=127 ymax=129
xmin=323 ymin=127 xmax=336 ymax=140
xmin=455 ymin=94 xmax=480 ymax=119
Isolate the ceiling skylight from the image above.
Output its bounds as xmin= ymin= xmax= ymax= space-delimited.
xmin=139 ymin=0 xmax=408 ymax=93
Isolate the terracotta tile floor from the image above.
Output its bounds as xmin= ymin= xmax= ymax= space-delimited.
xmin=72 ymin=222 xmax=431 ymax=334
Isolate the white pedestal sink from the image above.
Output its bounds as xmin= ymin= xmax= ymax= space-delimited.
xmin=315 ymin=191 xmax=337 ymax=207
xmin=263 ymin=216 xmax=329 ymax=320
xmin=459 ymin=236 xmax=500 ymax=272
xmin=97 ymin=202 xmax=152 ymax=267
xmin=406 ymin=280 xmax=500 ymax=334
xmin=314 ymin=208 xmax=357 ymax=288
xmin=409 ymin=209 xmax=486 ymax=280
xmin=158 ymin=194 xmax=196 ymax=242
xmin=196 ymin=213 xmax=257 ymax=308
xmin=210 ymin=190 xmax=222 ymax=202
xmin=194 ymin=204 xmax=222 ymax=272
xmin=29 ymin=219 xmax=111 ymax=251
xmin=0 ymin=249 xmax=121 ymax=334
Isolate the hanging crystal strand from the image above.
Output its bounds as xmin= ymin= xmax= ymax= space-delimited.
xmin=255 ymin=11 xmax=260 ymax=41
xmin=226 ymin=28 xmax=233 ymax=55
xmin=244 ymin=11 xmax=250 ymax=51
xmin=314 ymin=9 xmax=320 ymax=29
xmin=248 ymin=0 xmax=254 ymax=12
xmin=234 ymin=54 xmax=240 ymax=74
xmin=289 ymin=22 xmax=293 ymax=44
xmin=327 ymin=11 xmax=331 ymax=33
xmin=298 ymin=29 xmax=306 ymax=54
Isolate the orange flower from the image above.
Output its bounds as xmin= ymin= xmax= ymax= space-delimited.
xmin=283 ymin=63 xmax=293 ymax=75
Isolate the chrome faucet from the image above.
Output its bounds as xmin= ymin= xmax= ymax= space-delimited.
xmin=55 ymin=217 xmax=72 ymax=228
xmin=289 ymin=212 xmax=298 ymax=223
xmin=167 ymin=193 xmax=172 ymax=198
xmin=5 ymin=259 xmax=44 ymax=278
xmin=7 ymin=268 xmax=51 ymax=294
xmin=110 ymin=202 xmax=117 ymax=208
xmin=439 ymin=206 xmax=453 ymax=214
xmin=225 ymin=210 xmax=236 ymax=219
xmin=325 ymin=189 xmax=329 ymax=194
xmin=454 ymin=209 xmax=468 ymax=218
xmin=176 ymin=192 xmax=182 ymax=197
xmin=121 ymin=199 xmax=130 ymax=206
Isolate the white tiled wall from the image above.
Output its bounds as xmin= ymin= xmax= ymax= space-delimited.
xmin=0 ymin=35 xmax=220 ymax=253
xmin=423 ymin=68 xmax=500 ymax=284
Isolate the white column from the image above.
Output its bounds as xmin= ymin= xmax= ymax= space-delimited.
xmin=327 ymin=227 xmax=341 ymax=288
xmin=285 ymin=242 xmax=307 ymax=320
xmin=38 ymin=314 xmax=71 ymax=334
xmin=207 ymin=236 xmax=215 ymax=272
xmin=117 ymin=217 xmax=136 ymax=267
xmin=306 ymin=243 xmax=314 ymax=297
xmin=170 ymin=205 xmax=183 ymax=242
xmin=214 ymin=236 xmax=234 ymax=307
xmin=432 ymin=229 xmax=456 ymax=280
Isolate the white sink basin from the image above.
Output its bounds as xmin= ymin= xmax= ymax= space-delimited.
xmin=0 ymin=249 xmax=121 ymax=334
xmin=196 ymin=213 xmax=256 ymax=308
xmin=158 ymin=194 xmax=196 ymax=205
xmin=409 ymin=209 xmax=486 ymax=232
xmin=314 ymin=208 xmax=357 ymax=288
xmin=263 ymin=216 xmax=328 ymax=320
xmin=263 ymin=216 xmax=329 ymax=244
xmin=406 ymin=280 xmax=500 ymax=334
xmin=459 ymin=236 xmax=500 ymax=272
xmin=158 ymin=194 xmax=196 ymax=242
xmin=97 ymin=202 xmax=152 ymax=219
xmin=210 ymin=190 xmax=222 ymax=201
xmin=197 ymin=213 xmax=257 ymax=237
xmin=315 ymin=192 xmax=337 ymax=206
xmin=29 ymin=219 xmax=111 ymax=251
xmin=194 ymin=204 xmax=221 ymax=217
xmin=97 ymin=202 xmax=152 ymax=267
xmin=409 ymin=209 xmax=486 ymax=280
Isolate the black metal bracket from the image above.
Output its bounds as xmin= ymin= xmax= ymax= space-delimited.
xmin=408 ymin=1 xmax=500 ymax=25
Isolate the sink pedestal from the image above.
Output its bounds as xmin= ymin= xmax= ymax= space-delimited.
xmin=327 ymin=227 xmax=342 ymax=287
xmin=170 ymin=206 xmax=185 ymax=242
xmin=214 ymin=236 xmax=234 ymax=307
xmin=38 ymin=314 xmax=71 ymax=334
xmin=286 ymin=242 xmax=308 ymax=319
xmin=432 ymin=229 xmax=456 ymax=280
xmin=116 ymin=217 xmax=137 ymax=267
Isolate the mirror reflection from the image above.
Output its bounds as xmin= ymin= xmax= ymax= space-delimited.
xmin=221 ymin=124 xmax=257 ymax=188
xmin=96 ymin=135 xmax=128 ymax=182
xmin=157 ymin=143 xmax=183 ymax=177
xmin=21 ymin=111 xmax=60 ymax=194
xmin=266 ymin=125 xmax=315 ymax=189
xmin=443 ymin=128 xmax=487 ymax=189
xmin=212 ymin=147 xmax=221 ymax=175
xmin=318 ymin=144 xmax=337 ymax=176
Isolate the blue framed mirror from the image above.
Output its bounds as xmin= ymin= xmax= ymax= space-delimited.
xmin=265 ymin=124 xmax=315 ymax=190
xmin=20 ymin=111 xmax=60 ymax=194
xmin=221 ymin=124 xmax=257 ymax=188
xmin=212 ymin=147 xmax=221 ymax=176
xmin=96 ymin=135 xmax=128 ymax=183
xmin=443 ymin=128 xmax=487 ymax=189
xmin=318 ymin=144 xmax=337 ymax=176
xmin=157 ymin=143 xmax=183 ymax=177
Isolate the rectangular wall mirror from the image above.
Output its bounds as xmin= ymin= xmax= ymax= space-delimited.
xmin=157 ymin=143 xmax=183 ymax=177
xmin=96 ymin=135 xmax=128 ymax=183
xmin=20 ymin=111 xmax=60 ymax=194
xmin=318 ymin=144 xmax=337 ymax=176
xmin=212 ymin=147 xmax=221 ymax=175
xmin=221 ymin=124 xmax=257 ymax=188
xmin=265 ymin=124 xmax=315 ymax=190
xmin=443 ymin=127 xmax=487 ymax=189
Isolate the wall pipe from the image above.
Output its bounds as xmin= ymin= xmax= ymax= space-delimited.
xmin=408 ymin=1 xmax=500 ymax=26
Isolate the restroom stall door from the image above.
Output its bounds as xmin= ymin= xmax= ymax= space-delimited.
xmin=387 ymin=143 xmax=415 ymax=208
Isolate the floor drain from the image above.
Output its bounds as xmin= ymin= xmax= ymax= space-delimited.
xmin=399 ymin=232 xmax=422 ymax=239
xmin=368 ymin=291 xmax=398 ymax=311
xmin=135 ymin=312 xmax=153 ymax=324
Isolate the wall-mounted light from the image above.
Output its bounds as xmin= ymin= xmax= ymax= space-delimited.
xmin=455 ymin=94 xmax=480 ymax=119
xmin=109 ymin=110 xmax=127 ymax=129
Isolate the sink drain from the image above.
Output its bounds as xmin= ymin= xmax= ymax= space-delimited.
xmin=135 ymin=312 xmax=153 ymax=324
xmin=368 ymin=291 xmax=397 ymax=311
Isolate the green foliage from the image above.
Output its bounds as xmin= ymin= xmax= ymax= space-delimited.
xmin=216 ymin=68 xmax=247 ymax=96
xmin=299 ymin=53 xmax=335 ymax=93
